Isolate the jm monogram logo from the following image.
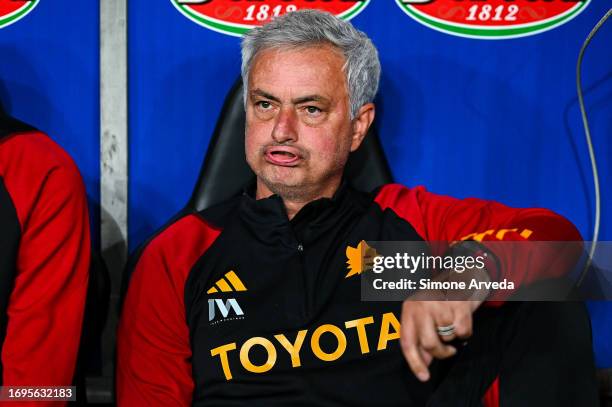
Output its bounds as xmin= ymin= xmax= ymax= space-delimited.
xmin=208 ymin=298 xmax=244 ymax=322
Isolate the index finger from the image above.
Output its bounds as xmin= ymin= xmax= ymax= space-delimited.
xmin=400 ymin=308 xmax=430 ymax=382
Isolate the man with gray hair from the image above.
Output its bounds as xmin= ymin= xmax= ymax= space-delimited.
xmin=117 ymin=10 xmax=597 ymax=406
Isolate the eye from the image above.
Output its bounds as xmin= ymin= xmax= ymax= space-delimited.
xmin=256 ymin=101 xmax=272 ymax=110
xmin=305 ymin=106 xmax=321 ymax=115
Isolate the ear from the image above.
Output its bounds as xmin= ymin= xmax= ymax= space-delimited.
xmin=350 ymin=103 xmax=375 ymax=152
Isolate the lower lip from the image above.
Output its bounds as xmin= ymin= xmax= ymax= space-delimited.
xmin=265 ymin=151 xmax=301 ymax=167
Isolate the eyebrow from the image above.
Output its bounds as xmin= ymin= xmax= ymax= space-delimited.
xmin=250 ymin=89 xmax=330 ymax=105
xmin=251 ymin=89 xmax=280 ymax=103
xmin=293 ymin=95 xmax=328 ymax=105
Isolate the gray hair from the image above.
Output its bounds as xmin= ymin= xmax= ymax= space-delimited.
xmin=241 ymin=9 xmax=381 ymax=119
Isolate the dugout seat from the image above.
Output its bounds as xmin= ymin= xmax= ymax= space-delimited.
xmin=187 ymin=78 xmax=393 ymax=211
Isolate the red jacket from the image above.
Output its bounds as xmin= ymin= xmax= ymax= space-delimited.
xmin=0 ymin=117 xmax=90 ymax=405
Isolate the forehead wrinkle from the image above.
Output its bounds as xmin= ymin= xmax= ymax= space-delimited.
xmin=251 ymin=44 xmax=346 ymax=81
xmin=249 ymin=46 xmax=349 ymax=107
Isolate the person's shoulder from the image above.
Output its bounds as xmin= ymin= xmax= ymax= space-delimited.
xmin=2 ymin=129 xmax=74 ymax=165
xmin=135 ymin=212 xmax=220 ymax=268
xmin=154 ymin=212 xmax=220 ymax=249
xmin=373 ymin=183 xmax=429 ymax=208
xmin=196 ymin=193 xmax=243 ymax=229
xmin=0 ymin=129 xmax=83 ymax=186
xmin=0 ymin=128 xmax=87 ymax=227
xmin=374 ymin=183 xmax=410 ymax=196
xmin=129 ymin=196 xmax=241 ymax=280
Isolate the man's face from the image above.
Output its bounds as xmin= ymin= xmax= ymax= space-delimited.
xmin=245 ymin=45 xmax=363 ymax=201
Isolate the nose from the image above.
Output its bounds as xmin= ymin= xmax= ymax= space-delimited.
xmin=271 ymin=107 xmax=298 ymax=144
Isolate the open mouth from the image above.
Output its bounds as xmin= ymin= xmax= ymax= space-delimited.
xmin=264 ymin=146 xmax=302 ymax=167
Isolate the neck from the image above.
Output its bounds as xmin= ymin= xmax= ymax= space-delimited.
xmin=255 ymin=177 xmax=342 ymax=220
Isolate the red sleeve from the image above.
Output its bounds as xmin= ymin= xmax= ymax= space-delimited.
xmin=0 ymin=132 xmax=90 ymax=405
xmin=375 ymin=184 xmax=583 ymax=287
xmin=116 ymin=214 xmax=220 ymax=406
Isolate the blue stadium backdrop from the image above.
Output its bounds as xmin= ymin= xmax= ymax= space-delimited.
xmin=1 ymin=0 xmax=611 ymax=367
xmin=0 ymin=0 xmax=100 ymax=244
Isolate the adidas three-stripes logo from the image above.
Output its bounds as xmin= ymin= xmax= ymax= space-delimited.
xmin=207 ymin=270 xmax=247 ymax=294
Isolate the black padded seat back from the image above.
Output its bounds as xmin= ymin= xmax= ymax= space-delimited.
xmin=188 ymin=78 xmax=393 ymax=212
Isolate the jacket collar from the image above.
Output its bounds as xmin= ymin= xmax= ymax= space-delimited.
xmin=239 ymin=179 xmax=365 ymax=245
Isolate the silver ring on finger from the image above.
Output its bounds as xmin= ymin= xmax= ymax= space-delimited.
xmin=436 ymin=324 xmax=455 ymax=337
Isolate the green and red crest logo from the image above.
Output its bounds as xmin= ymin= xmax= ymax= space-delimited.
xmin=0 ymin=0 xmax=38 ymax=29
xmin=171 ymin=0 xmax=370 ymax=37
xmin=395 ymin=0 xmax=590 ymax=39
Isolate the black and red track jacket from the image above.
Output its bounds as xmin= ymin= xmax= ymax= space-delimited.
xmin=117 ymin=181 xmax=581 ymax=406
xmin=0 ymin=113 xmax=90 ymax=405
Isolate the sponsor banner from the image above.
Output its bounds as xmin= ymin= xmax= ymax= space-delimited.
xmin=171 ymin=0 xmax=370 ymax=36
xmin=395 ymin=0 xmax=590 ymax=40
xmin=0 ymin=0 xmax=38 ymax=29
xmin=351 ymin=241 xmax=612 ymax=301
